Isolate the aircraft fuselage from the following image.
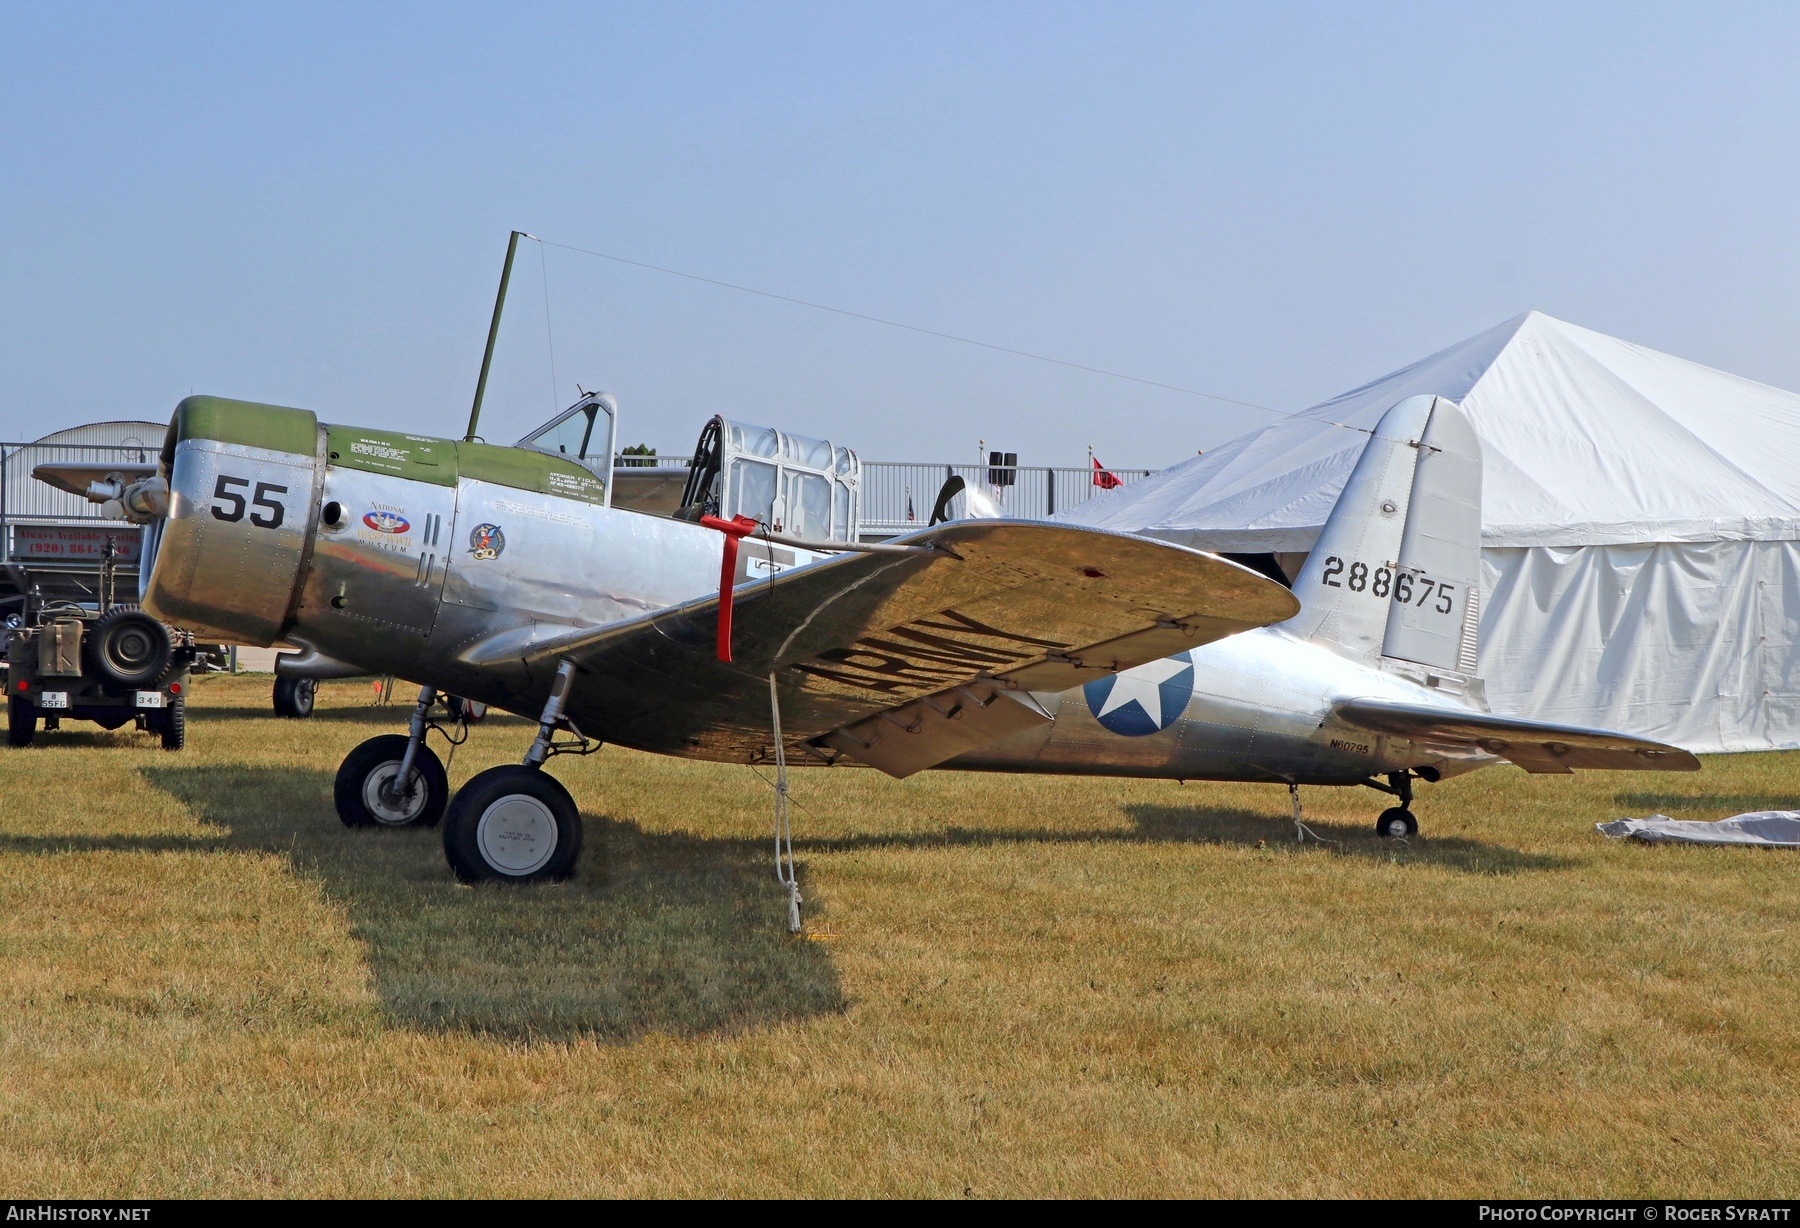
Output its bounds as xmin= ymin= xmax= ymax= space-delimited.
xmin=145 ymin=397 xmax=1489 ymax=789
xmin=952 ymin=627 xmax=1495 ymax=784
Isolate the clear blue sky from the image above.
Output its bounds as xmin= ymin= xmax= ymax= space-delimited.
xmin=4 ymin=2 xmax=1797 ymax=467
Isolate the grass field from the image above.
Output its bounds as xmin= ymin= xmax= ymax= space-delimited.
xmin=0 ymin=672 xmax=1795 ymax=1197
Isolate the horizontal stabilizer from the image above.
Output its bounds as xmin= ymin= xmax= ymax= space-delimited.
xmin=1333 ymin=698 xmax=1700 ymax=774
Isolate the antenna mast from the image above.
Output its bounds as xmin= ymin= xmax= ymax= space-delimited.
xmin=464 ymin=230 xmax=531 ymax=442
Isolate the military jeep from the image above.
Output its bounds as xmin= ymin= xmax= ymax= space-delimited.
xmin=5 ymin=604 xmax=197 ymax=749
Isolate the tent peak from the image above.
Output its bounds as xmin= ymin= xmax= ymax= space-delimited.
xmin=1301 ymin=312 xmax=1527 ymax=423
xmin=1062 ymin=307 xmax=1800 ymax=551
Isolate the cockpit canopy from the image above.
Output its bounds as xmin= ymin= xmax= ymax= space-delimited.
xmin=679 ymin=416 xmax=860 ymax=543
xmin=519 ymin=399 xmax=861 ymax=542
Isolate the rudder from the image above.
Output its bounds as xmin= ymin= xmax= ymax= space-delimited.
xmin=1288 ymin=395 xmax=1484 ymax=675
xmin=1382 ymin=395 xmax=1483 ymax=673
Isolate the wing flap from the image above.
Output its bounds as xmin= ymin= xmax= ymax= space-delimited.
xmin=817 ymin=684 xmax=1051 ymax=777
xmin=1333 ymin=697 xmax=1701 ymax=773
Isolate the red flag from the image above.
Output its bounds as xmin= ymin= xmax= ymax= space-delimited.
xmin=1091 ymin=456 xmax=1123 ymax=490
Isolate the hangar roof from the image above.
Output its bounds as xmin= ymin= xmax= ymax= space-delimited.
xmin=3 ymin=420 xmax=165 ymax=523
xmin=22 ymin=420 xmax=164 ymax=450
xmin=1061 ymin=312 xmax=1800 ymax=550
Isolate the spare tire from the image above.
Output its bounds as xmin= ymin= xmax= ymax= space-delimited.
xmin=86 ymin=607 xmax=173 ymax=688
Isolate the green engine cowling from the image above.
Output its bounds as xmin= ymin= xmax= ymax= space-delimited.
xmin=142 ymin=396 xmax=324 ymax=646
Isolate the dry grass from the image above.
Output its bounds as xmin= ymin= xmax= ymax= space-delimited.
xmin=0 ymin=672 xmax=1795 ymax=1196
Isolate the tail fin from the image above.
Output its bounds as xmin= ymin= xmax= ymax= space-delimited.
xmin=1288 ymin=395 xmax=1483 ymax=674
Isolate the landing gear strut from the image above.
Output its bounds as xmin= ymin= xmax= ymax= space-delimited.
xmin=441 ymin=659 xmax=591 ymax=884
xmin=1369 ymin=771 xmax=1419 ymax=839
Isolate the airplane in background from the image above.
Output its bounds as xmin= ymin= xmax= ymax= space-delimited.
xmin=38 ymin=390 xmax=1696 ymax=886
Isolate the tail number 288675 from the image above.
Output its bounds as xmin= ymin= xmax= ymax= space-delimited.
xmin=1319 ymin=556 xmax=1455 ymax=614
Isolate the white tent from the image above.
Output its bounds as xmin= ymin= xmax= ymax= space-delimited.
xmin=1063 ymin=311 xmax=1800 ymax=753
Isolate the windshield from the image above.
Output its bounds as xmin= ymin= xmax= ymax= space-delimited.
xmin=523 ymin=404 xmax=599 ymax=462
xmin=516 ymin=395 xmax=619 ymax=495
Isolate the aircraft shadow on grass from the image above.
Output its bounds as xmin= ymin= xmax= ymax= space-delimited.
xmin=1122 ymin=803 xmax=1570 ymax=873
xmin=12 ymin=762 xmax=1565 ymax=1044
xmin=792 ymin=802 xmax=1569 ymax=875
xmin=129 ymin=764 xmax=844 ymax=1044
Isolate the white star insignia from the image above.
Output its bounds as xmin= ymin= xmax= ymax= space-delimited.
xmin=1095 ymin=655 xmax=1192 ymax=727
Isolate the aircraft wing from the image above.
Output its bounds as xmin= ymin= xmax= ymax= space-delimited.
xmin=1331 ymin=698 xmax=1701 ymax=774
xmin=32 ymin=462 xmax=158 ymax=498
xmin=460 ymin=519 xmax=1300 ymax=775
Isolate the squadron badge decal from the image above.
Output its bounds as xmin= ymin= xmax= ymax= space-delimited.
xmin=1083 ymin=652 xmax=1195 ymax=737
xmin=468 ymin=523 xmax=506 ymax=561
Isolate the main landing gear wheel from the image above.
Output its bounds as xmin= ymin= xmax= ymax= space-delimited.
xmin=1375 ymin=807 xmax=1418 ymax=839
xmin=334 ymin=734 xmax=448 ymax=828
xmin=442 ymin=765 xmax=582 ymax=884
xmin=273 ymin=676 xmax=316 ymax=718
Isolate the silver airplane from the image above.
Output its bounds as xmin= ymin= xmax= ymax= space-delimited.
xmin=44 ymin=392 xmax=1695 ymax=885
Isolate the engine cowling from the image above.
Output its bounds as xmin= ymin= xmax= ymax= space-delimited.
xmin=141 ymin=396 xmax=323 ymax=647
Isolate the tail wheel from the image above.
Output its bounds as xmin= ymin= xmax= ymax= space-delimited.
xmin=273 ymin=676 xmax=317 ymax=718
xmin=86 ymin=607 xmax=174 ymax=688
xmin=334 ymin=734 xmax=448 ymax=828
xmin=159 ymin=696 xmax=186 ymax=751
xmin=7 ymin=698 xmax=35 ymax=747
xmin=442 ymin=765 xmax=582 ymax=884
xmin=1375 ymin=807 xmax=1417 ymax=839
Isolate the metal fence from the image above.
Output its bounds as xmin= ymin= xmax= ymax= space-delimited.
xmin=859 ymin=462 xmax=1153 ymax=536
xmin=0 ymin=440 xmax=1159 ymax=560
xmin=1 ymin=441 xmax=155 ymax=566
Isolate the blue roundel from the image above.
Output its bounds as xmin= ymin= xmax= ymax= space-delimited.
xmin=1083 ymin=654 xmax=1196 ymax=737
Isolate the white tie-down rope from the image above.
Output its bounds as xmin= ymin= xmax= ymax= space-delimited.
xmin=769 ymin=673 xmax=803 ymax=932
xmin=1289 ymin=782 xmax=1339 ymax=847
